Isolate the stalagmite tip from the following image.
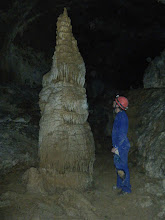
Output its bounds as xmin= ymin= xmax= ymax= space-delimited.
xmin=63 ymin=8 xmax=68 ymax=17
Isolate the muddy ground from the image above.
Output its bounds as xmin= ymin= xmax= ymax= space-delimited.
xmin=0 ymin=152 xmax=164 ymax=220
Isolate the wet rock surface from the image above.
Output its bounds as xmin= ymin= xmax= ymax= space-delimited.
xmin=0 ymin=84 xmax=40 ymax=176
xmin=143 ymin=50 xmax=165 ymax=88
xmin=126 ymin=89 xmax=165 ymax=179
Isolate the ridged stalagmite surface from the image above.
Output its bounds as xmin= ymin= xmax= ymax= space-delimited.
xmin=38 ymin=8 xmax=95 ymax=191
xmin=43 ymin=8 xmax=86 ymax=87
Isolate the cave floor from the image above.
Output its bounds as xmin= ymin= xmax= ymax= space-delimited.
xmin=0 ymin=152 xmax=164 ymax=220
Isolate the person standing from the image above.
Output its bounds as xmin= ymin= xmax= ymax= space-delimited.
xmin=111 ymin=95 xmax=131 ymax=195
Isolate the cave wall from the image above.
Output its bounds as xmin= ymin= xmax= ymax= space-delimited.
xmin=143 ymin=50 xmax=165 ymax=88
xmin=0 ymin=44 xmax=50 ymax=87
xmin=126 ymin=89 xmax=165 ymax=178
xmin=0 ymin=85 xmax=39 ymax=177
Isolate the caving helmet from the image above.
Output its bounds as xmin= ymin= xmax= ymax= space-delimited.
xmin=115 ymin=95 xmax=128 ymax=110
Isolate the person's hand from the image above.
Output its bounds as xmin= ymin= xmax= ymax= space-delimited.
xmin=111 ymin=147 xmax=117 ymax=153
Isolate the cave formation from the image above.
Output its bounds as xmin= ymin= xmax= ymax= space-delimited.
xmin=37 ymin=8 xmax=95 ymax=191
xmin=0 ymin=0 xmax=165 ymax=219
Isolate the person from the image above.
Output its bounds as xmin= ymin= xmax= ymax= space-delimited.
xmin=111 ymin=95 xmax=131 ymax=195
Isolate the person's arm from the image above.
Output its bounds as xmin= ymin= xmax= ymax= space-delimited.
xmin=115 ymin=115 xmax=128 ymax=148
xmin=112 ymin=113 xmax=128 ymax=155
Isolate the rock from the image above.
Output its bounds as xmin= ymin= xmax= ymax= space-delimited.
xmin=0 ymin=130 xmax=38 ymax=176
xmin=126 ymin=89 xmax=165 ymax=178
xmin=0 ymin=191 xmax=64 ymax=219
xmin=143 ymin=50 xmax=165 ymax=88
xmin=0 ymin=200 xmax=11 ymax=208
xmin=58 ymin=190 xmax=99 ymax=220
xmin=0 ymin=84 xmax=39 ymax=176
xmin=146 ymin=57 xmax=152 ymax=63
xmin=0 ymin=116 xmax=12 ymax=123
xmin=157 ymin=0 xmax=165 ymax=4
xmin=138 ymin=195 xmax=153 ymax=208
xmin=162 ymin=179 xmax=165 ymax=190
xmin=22 ymin=167 xmax=45 ymax=194
xmin=144 ymin=182 xmax=165 ymax=196
xmin=1 ymin=44 xmax=50 ymax=87
xmin=13 ymin=116 xmax=31 ymax=123
xmin=157 ymin=205 xmax=165 ymax=219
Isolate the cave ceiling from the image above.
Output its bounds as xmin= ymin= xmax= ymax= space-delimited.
xmin=0 ymin=0 xmax=165 ymax=88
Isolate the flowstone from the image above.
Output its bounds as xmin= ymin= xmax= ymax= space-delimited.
xmin=32 ymin=8 xmax=95 ymax=192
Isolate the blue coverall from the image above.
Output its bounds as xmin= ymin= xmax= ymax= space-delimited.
xmin=112 ymin=111 xmax=131 ymax=193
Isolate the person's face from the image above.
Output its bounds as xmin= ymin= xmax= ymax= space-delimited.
xmin=113 ymin=100 xmax=120 ymax=113
xmin=113 ymin=101 xmax=116 ymax=109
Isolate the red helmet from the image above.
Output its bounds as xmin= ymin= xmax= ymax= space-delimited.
xmin=115 ymin=95 xmax=128 ymax=110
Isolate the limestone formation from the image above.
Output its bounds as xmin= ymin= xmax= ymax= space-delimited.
xmin=38 ymin=8 xmax=95 ymax=191
xmin=126 ymin=89 xmax=165 ymax=179
xmin=143 ymin=50 xmax=165 ymax=88
xmin=157 ymin=0 xmax=165 ymax=4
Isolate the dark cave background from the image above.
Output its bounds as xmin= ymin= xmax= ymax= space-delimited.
xmin=1 ymin=0 xmax=165 ymax=90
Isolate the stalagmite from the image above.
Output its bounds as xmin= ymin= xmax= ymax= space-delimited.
xmin=37 ymin=8 xmax=95 ymax=191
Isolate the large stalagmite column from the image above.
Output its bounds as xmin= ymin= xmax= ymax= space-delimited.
xmin=38 ymin=8 xmax=95 ymax=191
